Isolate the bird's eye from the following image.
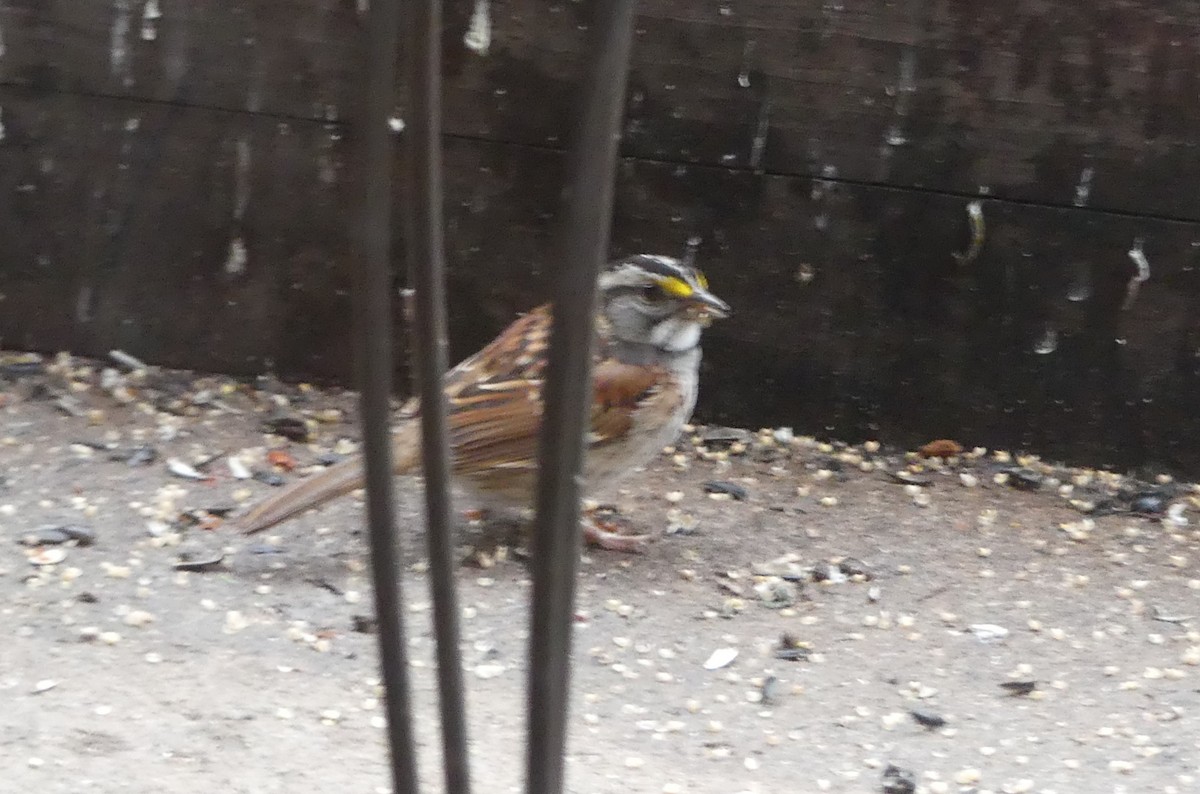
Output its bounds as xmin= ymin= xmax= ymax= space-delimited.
xmin=640 ymin=284 xmax=662 ymax=301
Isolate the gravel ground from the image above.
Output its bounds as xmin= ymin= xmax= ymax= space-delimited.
xmin=2 ymin=351 xmax=1199 ymax=794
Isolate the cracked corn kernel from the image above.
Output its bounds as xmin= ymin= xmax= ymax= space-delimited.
xmin=953 ymin=768 xmax=981 ymax=785
xmin=122 ymin=610 xmax=155 ymax=627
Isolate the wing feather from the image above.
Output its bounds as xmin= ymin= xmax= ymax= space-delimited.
xmin=433 ymin=306 xmax=676 ymax=475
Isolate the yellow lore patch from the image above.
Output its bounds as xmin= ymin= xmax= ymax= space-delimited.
xmin=658 ymin=277 xmax=694 ymax=298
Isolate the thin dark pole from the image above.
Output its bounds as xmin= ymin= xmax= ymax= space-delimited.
xmin=525 ymin=4 xmax=638 ymax=794
xmin=355 ymin=0 xmax=419 ymax=790
xmin=401 ymin=0 xmax=472 ymax=792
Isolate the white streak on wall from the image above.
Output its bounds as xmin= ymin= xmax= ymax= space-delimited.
xmin=748 ymin=98 xmax=771 ymax=171
xmin=1066 ymin=263 xmax=1091 ymax=302
xmin=464 ymin=0 xmax=491 ymax=55
xmin=141 ymin=0 xmax=161 ymax=42
xmin=1073 ymin=167 xmax=1094 ymax=207
xmin=228 ymin=134 xmax=252 ymax=276
xmin=811 ymin=164 xmax=837 ymax=229
xmin=1122 ymin=237 xmax=1150 ymax=310
xmin=0 ymin=17 xmax=7 ymax=59
xmin=110 ymin=0 xmax=133 ymax=86
xmin=897 ymin=47 xmax=917 ymax=96
xmin=225 ymin=238 xmax=248 ymax=276
xmin=234 ymin=137 xmax=251 ymax=220
xmin=0 ymin=107 xmax=6 ymax=143
xmin=1128 ymin=238 xmax=1150 ymax=283
xmin=317 ymin=126 xmax=338 ymax=185
xmin=1033 ymin=325 xmax=1058 ymax=355
xmin=883 ymin=47 xmax=917 ymax=148
xmin=737 ymin=40 xmax=755 ymax=88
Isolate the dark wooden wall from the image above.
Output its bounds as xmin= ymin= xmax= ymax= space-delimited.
xmin=3 ymin=1 xmax=1200 ymax=474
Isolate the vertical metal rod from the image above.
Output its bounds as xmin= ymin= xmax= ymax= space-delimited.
xmin=356 ymin=0 xmax=419 ymax=790
xmin=401 ymin=0 xmax=473 ymax=792
xmin=525 ymin=4 xmax=638 ymax=794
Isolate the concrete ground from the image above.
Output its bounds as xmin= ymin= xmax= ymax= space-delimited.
xmin=2 ymin=351 xmax=1198 ymax=793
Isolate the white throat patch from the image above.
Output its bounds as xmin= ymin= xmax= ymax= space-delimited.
xmin=650 ymin=318 xmax=702 ymax=352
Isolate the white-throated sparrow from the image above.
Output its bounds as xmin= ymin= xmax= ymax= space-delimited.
xmin=237 ymin=254 xmax=730 ymax=550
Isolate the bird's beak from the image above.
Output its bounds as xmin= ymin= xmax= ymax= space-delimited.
xmin=689 ymin=287 xmax=731 ymax=319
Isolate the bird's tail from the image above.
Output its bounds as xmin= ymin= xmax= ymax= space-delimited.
xmin=237 ymin=423 xmax=421 ymax=535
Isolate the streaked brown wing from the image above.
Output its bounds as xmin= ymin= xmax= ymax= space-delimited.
xmin=442 ymin=306 xmax=549 ymax=475
xmin=447 ymin=382 xmax=543 ymax=474
xmin=439 ymin=305 xmax=673 ymax=474
xmin=589 ymin=358 xmax=667 ymax=446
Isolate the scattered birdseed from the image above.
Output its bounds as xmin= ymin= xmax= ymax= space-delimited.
xmin=122 ymin=610 xmax=155 ymax=628
xmin=167 ymin=458 xmax=206 ymax=480
xmin=703 ymin=480 xmax=747 ymax=500
xmin=100 ymin=562 xmax=132 ymax=579
xmin=227 ymin=456 xmax=252 ymax=480
xmin=224 ymin=611 xmax=250 ymax=634
xmin=910 ymin=709 xmax=946 ymax=729
xmin=1000 ymin=681 xmax=1037 ymax=697
xmin=703 ymin=647 xmax=738 ymax=670
xmin=28 ymin=548 xmax=67 ymax=566
xmin=969 ymin=623 xmax=1009 ymax=642
xmin=474 ymin=663 xmax=505 ymax=680
xmin=953 ymin=768 xmax=981 ymax=785
xmin=880 ymin=763 xmax=916 ymax=794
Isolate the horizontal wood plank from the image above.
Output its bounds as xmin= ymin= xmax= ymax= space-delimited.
xmin=3 ymin=88 xmax=1200 ymax=473
xmin=3 ymin=1 xmax=1200 ymax=217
